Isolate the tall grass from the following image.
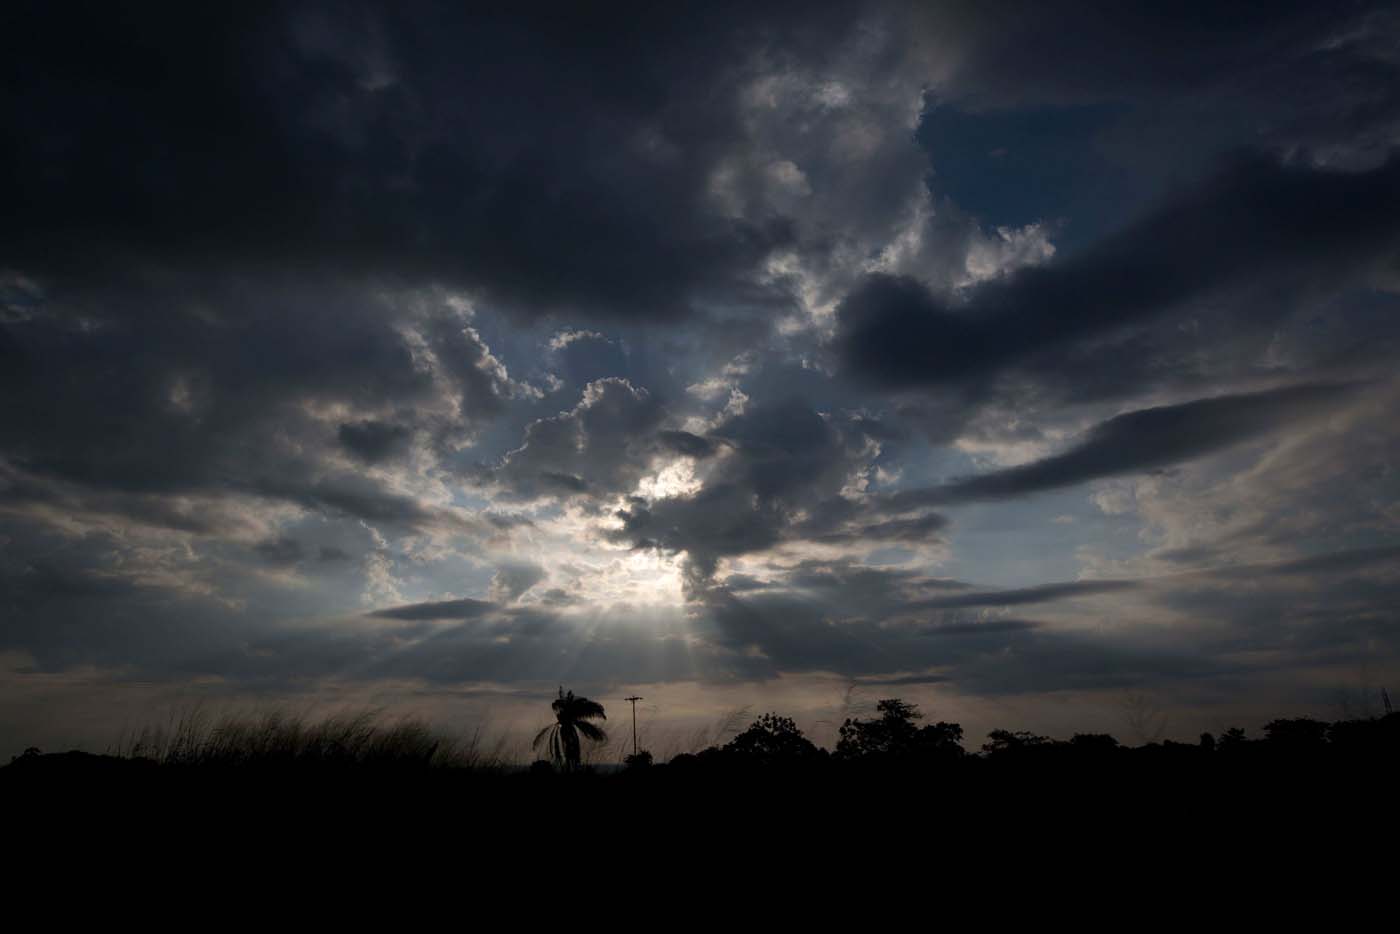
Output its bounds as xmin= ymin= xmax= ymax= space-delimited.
xmin=108 ymin=703 xmax=768 ymax=771
xmin=113 ymin=706 xmax=514 ymax=770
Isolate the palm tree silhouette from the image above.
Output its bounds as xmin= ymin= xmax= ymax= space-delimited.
xmin=532 ymin=687 xmax=607 ymax=771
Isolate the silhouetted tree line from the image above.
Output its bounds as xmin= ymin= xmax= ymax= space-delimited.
xmin=604 ymin=699 xmax=1400 ymax=778
xmin=6 ymin=692 xmax=1398 ymax=786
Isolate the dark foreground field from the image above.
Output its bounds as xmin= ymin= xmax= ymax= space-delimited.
xmin=7 ymin=717 xmax=1397 ymax=906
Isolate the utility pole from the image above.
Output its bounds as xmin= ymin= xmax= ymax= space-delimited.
xmin=625 ymin=695 xmax=643 ymax=756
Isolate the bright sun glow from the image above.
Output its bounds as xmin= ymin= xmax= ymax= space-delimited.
xmin=633 ymin=459 xmax=703 ymax=500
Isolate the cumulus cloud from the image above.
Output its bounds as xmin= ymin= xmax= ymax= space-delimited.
xmin=491 ymin=379 xmax=668 ymax=501
xmin=606 ymin=399 xmax=901 ymax=583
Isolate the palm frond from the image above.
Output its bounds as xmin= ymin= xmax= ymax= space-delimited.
xmin=532 ymin=724 xmax=556 ymax=750
xmin=574 ymin=720 xmax=608 ymax=743
xmin=570 ymin=698 xmax=607 ymax=721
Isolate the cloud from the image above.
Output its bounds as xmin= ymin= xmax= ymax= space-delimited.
xmin=337 ymin=421 xmax=413 ymax=464
xmin=0 ymin=2 xmax=866 ymax=324
xmin=368 ymin=598 xmax=496 ymax=621
xmin=488 ymin=563 xmax=547 ymax=604
xmin=491 ymin=379 xmax=667 ymax=501
xmin=810 ymin=512 xmax=949 ymax=544
xmin=254 ymin=537 xmax=306 ymax=566
xmin=907 ymin=579 xmax=1139 ymax=610
xmin=883 ymin=383 xmax=1357 ymax=504
xmin=923 ymin=3 xmax=1400 ymax=171
xmin=607 ymin=399 xmax=894 ymax=582
xmin=837 ymin=157 xmax=1400 ymax=395
xmin=656 ymin=430 xmax=719 ymax=460
xmin=0 ymin=274 xmax=527 ymax=543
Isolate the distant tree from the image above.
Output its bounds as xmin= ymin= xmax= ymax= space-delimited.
xmin=532 ymin=688 xmax=607 ymax=771
xmin=624 ymin=750 xmax=653 ymax=770
xmin=666 ymin=752 xmax=699 ymax=770
xmin=836 ymin=698 xmax=964 ymax=761
xmin=914 ymin=721 xmax=966 ymax=760
xmin=1218 ymin=727 xmax=1249 ymax=751
xmin=981 ymin=729 xmax=1050 ymax=756
xmin=1328 ymin=712 xmax=1400 ymax=751
xmin=1262 ymin=717 xmax=1330 ymax=748
xmin=724 ymin=713 xmax=820 ymax=764
xmin=1069 ymin=733 xmax=1120 ymax=752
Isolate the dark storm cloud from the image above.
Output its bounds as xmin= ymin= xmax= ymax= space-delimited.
xmin=923 ymin=2 xmax=1400 ymax=187
xmin=882 ymin=383 xmax=1357 ymax=506
xmin=337 ymin=421 xmax=413 ymax=464
xmin=0 ymin=277 xmax=416 ymax=493
xmin=810 ymin=512 xmax=949 ymax=545
xmin=923 ymin=619 xmax=1041 ymax=637
xmin=837 ymin=157 xmax=1400 ymax=394
xmin=492 ymin=378 xmax=667 ymax=501
xmin=782 ymin=559 xmax=969 ymax=600
xmin=656 ymin=430 xmax=720 ymax=460
xmin=0 ymin=269 xmax=533 ymax=542
xmin=936 ymin=3 xmax=1280 ymax=103
xmin=489 ymin=383 xmax=925 ymax=576
xmin=606 ymin=400 xmax=893 ymax=581
xmin=0 ymin=1 xmax=850 ymax=322
xmin=422 ymin=317 xmax=529 ymax=423
xmin=254 ymin=537 xmax=305 ymax=566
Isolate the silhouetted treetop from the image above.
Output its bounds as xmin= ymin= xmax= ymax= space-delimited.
xmin=982 ymin=729 xmax=1051 ymax=756
xmin=836 ymin=698 xmax=964 ymax=761
xmin=724 ymin=712 xmax=821 ymax=764
xmin=532 ymin=687 xmax=607 ymax=771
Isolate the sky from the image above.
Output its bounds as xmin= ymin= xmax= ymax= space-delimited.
xmin=3 ymin=1 xmax=1400 ymax=757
